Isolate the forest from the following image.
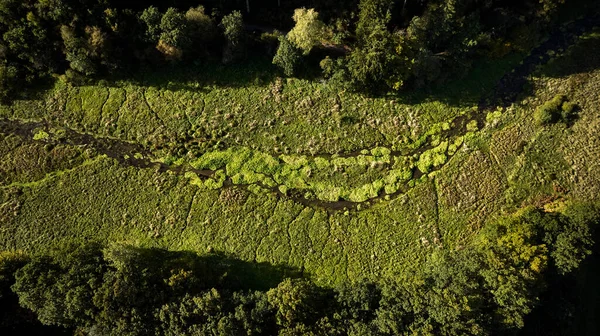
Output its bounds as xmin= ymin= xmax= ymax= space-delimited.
xmin=0 ymin=0 xmax=582 ymax=99
xmin=1 ymin=0 xmax=600 ymax=335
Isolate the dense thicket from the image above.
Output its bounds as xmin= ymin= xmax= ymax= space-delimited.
xmin=0 ymin=0 xmax=586 ymax=100
xmin=0 ymin=204 xmax=597 ymax=335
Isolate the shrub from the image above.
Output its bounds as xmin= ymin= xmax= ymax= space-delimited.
xmin=535 ymin=94 xmax=568 ymax=125
xmin=561 ymin=101 xmax=577 ymax=123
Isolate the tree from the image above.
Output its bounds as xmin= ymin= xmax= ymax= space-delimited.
xmin=539 ymin=204 xmax=597 ymax=274
xmin=220 ymin=11 xmax=245 ymax=63
xmin=230 ymin=291 xmax=276 ymax=335
xmin=156 ymin=291 xmax=225 ymax=335
xmin=159 ymin=8 xmax=189 ymax=54
xmin=341 ymin=0 xmax=408 ymax=91
xmin=345 ymin=23 xmax=396 ymax=90
xmin=267 ymin=278 xmax=324 ymax=329
xmin=477 ymin=212 xmax=549 ymax=329
xmin=11 ymin=244 xmax=106 ymax=328
xmin=139 ymin=6 xmax=162 ymax=43
xmin=273 ymin=36 xmax=301 ymax=76
xmin=287 ymin=8 xmax=329 ymax=55
xmin=185 ymin=5 xmax=217 ymax=45
xmin=60 ymin=25 xmax=98 ymax=76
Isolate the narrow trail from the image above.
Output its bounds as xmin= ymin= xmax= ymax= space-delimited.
xmin=1 ymin=14 xmax=598 ymax=211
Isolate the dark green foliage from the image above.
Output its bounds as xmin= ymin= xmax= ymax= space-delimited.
xmin=1 ymin=202 xmax=596 ymax=335
xmin=535 ymin=94 xmax=579 ymax=125
xmin=267 ymin=278 xmax=326 ymax=329
xmin=0 ymin=251 xmax=68 ymax=334
xmin=0 ymin=0 xmax=585 ymax=98
xmin=0 ymin=251 xmax=28 ymax=300
xmin=220 ymin=11 xmax=245 ymax=63
xmin=346 ymin=21 xmax=397 ymax=90
xmin=139 ymin=6 xmax=162 ymax=43
xmin=159 ymin=8 xmax=190 ymax=50
xmin=11 ymin=244 xmax=106 ymax=327
xmin=273 ymin=36 xmax=301 ymax=76
xmin=549 ymin=203 xmax=597 ymax=274
xmin=221 ymin=11 xmax=244 ymax=47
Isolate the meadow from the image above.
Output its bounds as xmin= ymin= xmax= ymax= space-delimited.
xmin=1 ymin=26 xmax=600 ymax=288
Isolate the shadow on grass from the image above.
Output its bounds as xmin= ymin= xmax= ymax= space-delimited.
xmin=96 ymin=244 xmax=303 ymax=292
xmin=538 ymin=29 xmax=600 ymax=79
xmin=398 ymin=52 xmax=526 ymax=109
xmin=105 ymin=55 xmax=280 ymax=93
xmin=202 ymin=250 xmax=304 ymax=291
xmin=478 ymin=15 xmax=600 ymax=110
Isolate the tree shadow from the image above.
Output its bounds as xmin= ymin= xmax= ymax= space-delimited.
xmin=203 ymin=251 xmax=304 ymax=291
xmin=106 ymin=245 xmax=303 ymax=292
xmin=538 ymin=28 xmax=600 ymax=79
xmin=103 ymin=55 xmax=279 ymax=93
xmin=478 ymin=15 xmax=600 ymax=111
xmin=401 ymin=52 xmax=527 ymax=109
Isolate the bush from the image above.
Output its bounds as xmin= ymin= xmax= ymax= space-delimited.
xmin=535 ymin=94 xmax=578 ymax=126
xmin=561 ymin=101 xmax=577 ymax=122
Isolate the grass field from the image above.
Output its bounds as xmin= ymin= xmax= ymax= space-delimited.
xmin=1 ymin=27 xmax=599 ymax=286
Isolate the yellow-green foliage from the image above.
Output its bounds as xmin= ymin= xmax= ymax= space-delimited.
xmin=448 ymin=136 xmax=464 ymax=156
xmin=32 ymin=130 xmax=49 ymax=141
xmin=184 ymin=146 xmax=416 ymax=202
xmin=535 ymin=94 xmax=566 ymax=125
xmin=384 ymin=168 xmax=413 ymax=194
xmin=287 ymin=8 xmax=329 ymax=54
xmin=204 ymin=170 xmax=226 ymax=189
xmin=417 ymin=141 xmax=448 ymax=173
xmin=466 ymin=120 xmax=479 ymax=132
xmin=184 ymin=171 xmax=205 ymax=188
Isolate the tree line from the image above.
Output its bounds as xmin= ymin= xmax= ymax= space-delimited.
xmin=0 ymin=0 xmax=581 ymax=101
xmin=0 ymin=203 xmax=597 ymax=335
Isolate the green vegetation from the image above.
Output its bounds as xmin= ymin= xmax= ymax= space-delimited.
xmin=273 ymin=36 xmax=301 ymax=76
xmin=0 ymin=0 xmax=587 ymax=100
xmin=0 ymin=205 xmax=596 ymax=334
xmin=1 ymin=0 xmax=600 ymax=334
xmin=535 ymin=94 xmax=578 ymax=125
